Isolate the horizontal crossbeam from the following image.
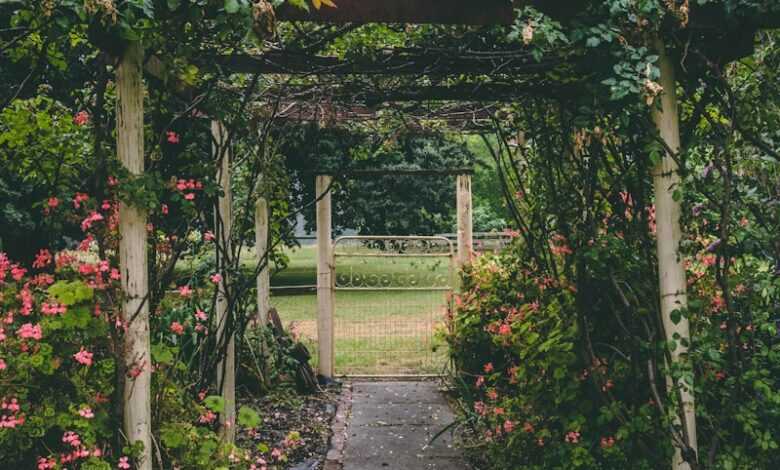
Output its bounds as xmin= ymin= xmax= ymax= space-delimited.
xmin=212 ymin=51 xmax=562 ymax=76
xmin=275 ymin=0 xmax=580 ymax=25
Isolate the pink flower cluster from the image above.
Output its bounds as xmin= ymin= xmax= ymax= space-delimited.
xmin=1 ymin=397 xmax=24 ymax=428
xmin=169 ymin=321 xmax=185 ymax=336
xmin=57 ymin=431 xmax=103 ymax=465
xmin=80 ymin=211 xmax=104 ymax=232
xmin=73 ymin=347 xmax=93 ymax=366
xmin=174 ymin=178 xmax=202 ymax=201
xmin=41 ymin=302 xmax=67 ymax=316
xmin=17 ymin=323 xmax=42 ymax=340
xmin=73 ymin=111 xmax=89 ymax=126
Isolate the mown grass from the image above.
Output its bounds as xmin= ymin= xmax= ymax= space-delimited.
xmin=270 ymin=245 xmax=452 ymax=375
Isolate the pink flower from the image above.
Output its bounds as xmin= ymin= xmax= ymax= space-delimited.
xmin=17 ymin=323 xmax=42 ymax=341
xmin=47 ymin=197 xmax=60 ymax=208
xmin=73 ymin=347 xmax=93 ymax=366
xmin=169 ymin=321 xmax=185 ymax=336
xmin=161 ymin=204 xmax=169 ymax=215
xmin=37 ymin=457 xmax=57 ymax=470
xmin=166 ymin=131 xmax=180 ymax=144
xmin=41 ymin=302 xmax=67 ymax=316
xmin=73 ymin=111 xmax=89 ymax=126
xmin=62 ymin=431 xmax=81 ymax=447
xmin=204 ymin=231 xmax=215 ymax=242
xmin=195 ymin=309 xmax=208 ymax=321
xmin=565 ymin=430 xmax=581 ymax=444
xmin=503 ymin=420 xmax=515 ymax=433
xmin=78 ymin=407 xmax=94 ymax=419
xmin=11 ymin=264 xmax=26 ymax=281
xmin=0 ymin=358 xmax=6 ymax=371
xmin=600 ymin=436 xmax=616 ymax=449
xmin=198 ymin=410 xmax=217 ymax=424
xmin=210 ymin=273 xmax=223 ymax=284
xmin=73 ymin=192 xmax=89 ymax=209
xmin=498 ymin=323 xmax=512 ymax=336
xmin=32 ymin=249 xmax=52 ymax=269
xmin=483 ymin=362 xmax=494 ymax=373
xmin=184 ymin=193 xmax=195 ymax=201
xmin=178 ymin=285 xmax=192 ymax=297
xmin=118 ymin=456 xmax=131 ymax=469
xmin=81 ymin=211 xmax=104 ymax=231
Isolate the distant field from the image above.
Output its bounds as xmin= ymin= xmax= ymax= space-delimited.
xmin=269 ymin=245 xmax=452 ymax=375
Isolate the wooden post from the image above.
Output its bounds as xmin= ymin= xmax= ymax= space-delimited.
xmin=255 ymin=197 xmax=270 ymax=323
xmin=456 ymin=173 xmax=473 ymax=266
xmin=315 ymin=175 xmax=335 ymax=378
xmin=651 ymin=36 xmax=697 ymax=469
xmin=117 ymin=40 xmax=152 ymax=470
xmin=212 ymin=120 xmax=236 ymax=442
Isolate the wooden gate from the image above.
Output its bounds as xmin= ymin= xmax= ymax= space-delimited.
xmin=331 ymin=236 xmax=454 ymax=376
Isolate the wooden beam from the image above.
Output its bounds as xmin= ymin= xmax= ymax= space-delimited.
xmin=212 ymin=51 xmax=561 ymax=76
xmin=456 ymin=174 xmax=473 ymax=266
xmin=255 ymin=197 xmax=270 ymax=324
xmin=333 ymin=168 xmax=474 ymax=177
xmin=275 ymin=0 xmax=584 ymax=25
xmin=276 ymin=0 xmax=514 ymax=25
xmin=213 ymin=120 xmax=236 ymax=442
xmin=117 ymin=40 xmax=153 ymax=470
xmin=315 ymin=176 xmax=335 ymax=378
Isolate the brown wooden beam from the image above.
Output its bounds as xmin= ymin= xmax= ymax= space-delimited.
xmin=276 ymin=0 xmax=515 ymax=25
xmin=211 ymin=51 xmax=562 ymax=75
xmin=275 ymin=0 xmax=583 ymax=25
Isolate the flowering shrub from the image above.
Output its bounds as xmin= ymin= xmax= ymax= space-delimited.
xmin=447 ymin=231 xmax=780 ymax=469
xmin=0 ymin=250 xmax=116 ymax=468
xmin=448 ymin=245 xmax=671 ymax=469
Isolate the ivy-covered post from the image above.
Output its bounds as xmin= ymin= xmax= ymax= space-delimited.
xmin=651 ymin=36 xmax=698 ymax=469
xmin=315 ymin=175 xmax=335 ymax=378
xmin=212 ymin=120 xmax=236 ymax=442
xmin=456 ymin=173 xmax=473 ymax=266
xmin=117 ymin=40 xmax=152 ymax=470
xmin=255 ymin=196 xmax=270 ymax=323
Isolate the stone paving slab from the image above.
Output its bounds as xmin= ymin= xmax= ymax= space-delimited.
xmin=351 ymin=381 xmax=444 ymax=404
xmin=342 ymin=381 xmax=470 ymax=470
xmin=351 ymin=402 xmax=453 ymax=427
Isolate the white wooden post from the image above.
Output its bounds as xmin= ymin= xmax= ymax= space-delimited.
xmin=117 ymin=40 xmax=152 ymax=470
xmin=255 ymin=197 xmax=270 ymax=323
xmin=316 ymin=175 xmax=335 ymax=378
xmin=456 ymin=173 xmax=473 ymax=266
xmin=212 ymin=120 xmax=236 ymax=441
xmin=651 ymin=36 xmax=697 ymax=469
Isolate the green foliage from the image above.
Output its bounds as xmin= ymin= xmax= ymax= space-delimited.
xmin=283 ymin=126 xmax=476 ymax=235
xmin=447 ymin=248 xmax=670 ymax=469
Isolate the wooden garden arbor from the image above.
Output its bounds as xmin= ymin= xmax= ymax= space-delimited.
xmin=114 ymin=1 xmax=772 ymax=467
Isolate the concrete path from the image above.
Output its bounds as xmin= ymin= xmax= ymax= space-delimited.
xmin=341 ymin=381 xmax=469 ymax=470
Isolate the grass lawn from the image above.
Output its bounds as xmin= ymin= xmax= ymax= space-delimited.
xmin=270 ymin=245 xmax=452 ymax=376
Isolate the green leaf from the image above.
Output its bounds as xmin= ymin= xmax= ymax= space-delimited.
xmin=224 ymin=0 xmax=240 ymax=13
xmin=204 ymin=395 xmax=225 ymax=413
xmin=151 ymin=343 xmax=176 ymax=365
xmin=237 ymin=406 xmax=262 ymax=428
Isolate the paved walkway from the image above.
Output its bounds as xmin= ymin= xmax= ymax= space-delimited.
xmin=341 ymin=381 xmax=469 ymax=470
